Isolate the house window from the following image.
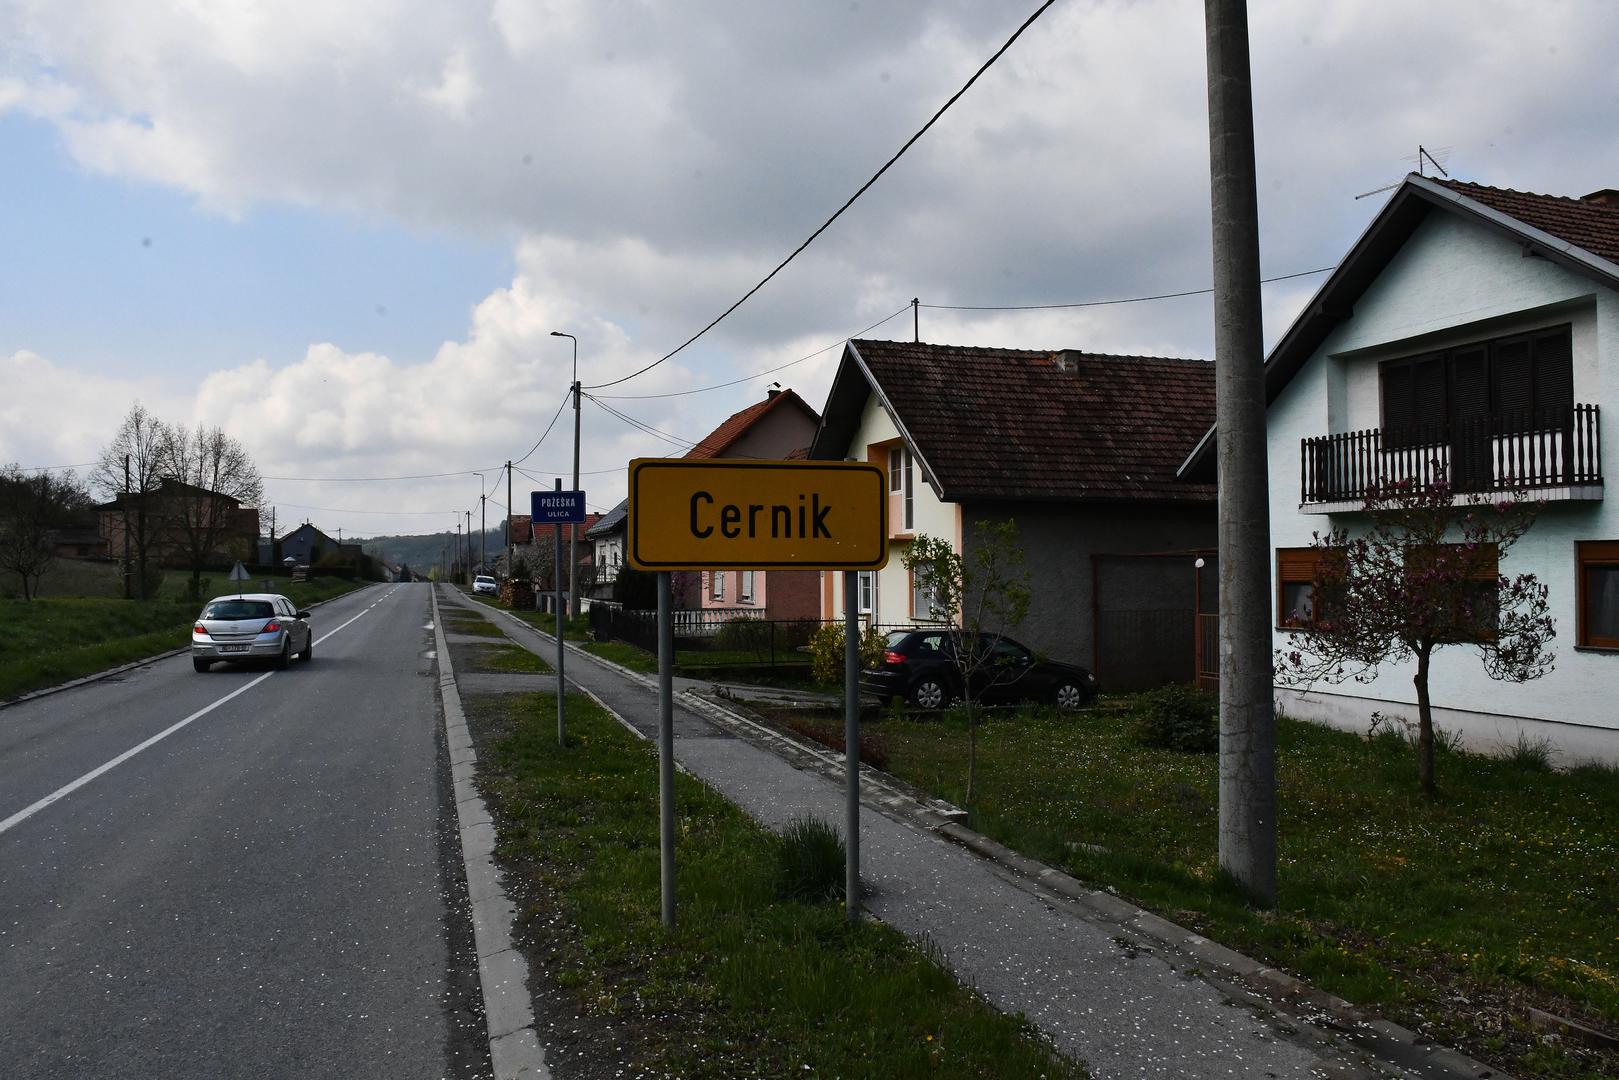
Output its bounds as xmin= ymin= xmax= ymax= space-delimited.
xmin=1276 ymin=548 xmax=1324 ymax=627
xmin=739 ymin=570 xmax=755 ymax=604
xmin=711 ymin=571 xmax=725 ymax=600
xmin=1379 ymin=324 xmax=1572 ymax=447
xmin=1578 ymin=541 xmax=1619 ymax=649
xmin=856 ymin=571 xmax=875 ymax=616
xmin=911 ymin=569 xmax=942 ymax=621
xmin=903 ymin=448 xmax=914 ymax=532
xmin=889 ymin=446 xmax=904 ymax=492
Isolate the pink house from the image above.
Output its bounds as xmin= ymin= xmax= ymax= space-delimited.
xmin=680 ymin=387 xmax=823 ymax=621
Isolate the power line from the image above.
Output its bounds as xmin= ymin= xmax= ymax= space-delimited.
xmin=582 ymin=0 xmax=1058 ymax=392
xmin=584 ymin=395 xmax=699 ymax=450
xmin=919 ymin=266 xmax=1334 ymax=312
xmin=263 ymin=467 xmax=503 ymax=483
xmin=512 ymin=393 xmax=571 ymax=467
xmin=594 ymin=305 xmax=911 ymax=401
xmin=10 ymin=461 xmax=97 ymax=473
xmin=272 ymin=501 xmax=467 ymax=516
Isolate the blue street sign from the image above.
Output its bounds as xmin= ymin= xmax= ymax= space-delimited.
xmin=532 ymin=489 xmax=587 ymax=524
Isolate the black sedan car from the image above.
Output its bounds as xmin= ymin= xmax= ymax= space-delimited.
xmin=861 ymin=629 xmax=1098 ymax=711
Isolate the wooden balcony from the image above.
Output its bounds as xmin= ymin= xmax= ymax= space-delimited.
xmin=1300 ymin=404 xmax=1603 ymax=509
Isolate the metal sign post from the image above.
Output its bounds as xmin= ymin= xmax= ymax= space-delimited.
xmin=531 ymin=485 xmax=589 ymax=749
xmin=657 ymin=571 xmax=676 ymax=927
xmin=626 ymin=458 xmax=887 ymax=928
xmin=843 ymin=569 xmax=861 ymax=921
xmin=554 ymin=480 xmax=566 ymax=746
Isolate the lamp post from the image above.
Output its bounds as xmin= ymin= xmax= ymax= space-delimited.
xmin=550 ymin=330 xmax=581 ymax=617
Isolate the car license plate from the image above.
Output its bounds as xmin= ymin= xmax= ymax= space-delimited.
xmin=221 ymin=645 xmax=248 ymax=653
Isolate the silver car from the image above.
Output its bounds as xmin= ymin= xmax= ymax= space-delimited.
xmin=191 ymin=593 xmax=313 ymax=672
xmin=472 ymin=574 xmax=498 ymax=596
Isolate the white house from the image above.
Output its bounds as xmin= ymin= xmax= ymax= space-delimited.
xmin=1205 ymin=174 xmax=1619 ymax=761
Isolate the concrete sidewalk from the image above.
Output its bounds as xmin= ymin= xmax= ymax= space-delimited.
xmin=439 ymin=588 xmax=1499 ymax=1080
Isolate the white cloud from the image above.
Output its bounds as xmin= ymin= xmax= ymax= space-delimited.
xmin=6 ymin=0 xmax=1619 ymax=532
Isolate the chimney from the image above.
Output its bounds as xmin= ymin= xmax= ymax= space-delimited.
xmin=766 ymin=381 xmax=782 ymax=399
xmin=1581 ymin=188 xmax=1619 ymax=206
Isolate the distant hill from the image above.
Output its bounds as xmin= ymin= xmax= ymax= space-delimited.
xmin=360 ymin=526 xmax=506 ymax=575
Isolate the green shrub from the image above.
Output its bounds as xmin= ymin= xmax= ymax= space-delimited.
xmin=809 ymin=623 xmax=887 ymax=685
xmin=772 ymin=816 xmax=846 ymax=903
xmin=1130 ymin=684 xmax=1218 ymax=753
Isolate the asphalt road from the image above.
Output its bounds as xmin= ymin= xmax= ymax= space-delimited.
xmin=0 ymin=582 xmax=484 ymax=1079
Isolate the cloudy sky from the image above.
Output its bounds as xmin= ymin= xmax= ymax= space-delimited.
xmin=4 ymin=0 xmax=1617 ymax=539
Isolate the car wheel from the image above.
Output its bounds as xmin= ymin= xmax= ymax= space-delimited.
xmin=1052 ymin=680 xmax=1089 ymax=711
xmin=275 ymin=639 xmax=291 ymax=671
xmin=193 ymin=658 xmax=212 ymax=673
xmin=299 ymin=633 xmax=313 ymax=662
xmin=908 ymin=676 xmax=948 ymax=710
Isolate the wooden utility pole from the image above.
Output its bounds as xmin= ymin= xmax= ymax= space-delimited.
xmin=1204 ymin=0 xmax=1276 ymax=904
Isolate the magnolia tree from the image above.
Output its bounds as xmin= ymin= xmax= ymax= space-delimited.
xmin=1275 ymin=475 xmax=1555 ymax=795
xmin=902 ymin=519 xmax=1031 ymax=805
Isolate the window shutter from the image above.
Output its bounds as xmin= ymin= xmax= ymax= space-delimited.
xmin=1491 ymin=336 xmax=1533 ymax=429
xmin=1412 ymin=356 xmax=1447 ymax=437
xmin=1382 ymin=363 xmax=1413 ymax=439
xmin=1531 ymin=327 xmax=1573 ymax=422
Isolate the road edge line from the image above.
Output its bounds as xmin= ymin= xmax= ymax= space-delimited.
xmin=432 ymin=587 xmax=550 ymax=1080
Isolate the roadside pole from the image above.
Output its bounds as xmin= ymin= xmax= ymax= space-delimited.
xmin=843 ymin=570 xmax=861 ymax=921
xmin=1204 ymin=0 xmax=1277 ymax=904
xmin=657 ymin=571 xmax=676 ymax=928
xmin=554 ymin=479 xmax=567 ymax=747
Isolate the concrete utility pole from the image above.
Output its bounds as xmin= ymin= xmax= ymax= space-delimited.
xmin=464 ymin=511 xmax=472 ymax=582
xmin=505 ymin=461 xmax=513 ymax=577
xmin=1203 ymin=0 xmax=1276 ymax=904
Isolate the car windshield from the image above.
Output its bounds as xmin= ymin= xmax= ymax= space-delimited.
xmin=475 ymin=576 xmax=495 ymax=584
xmin=201 ymin=600 xmax=275 ymax=621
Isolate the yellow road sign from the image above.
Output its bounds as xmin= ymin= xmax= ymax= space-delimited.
xmin=627 ymin=458 xmax=888 ymax=570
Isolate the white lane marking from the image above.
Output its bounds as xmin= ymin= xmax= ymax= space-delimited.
xmin=0 ymin=587 xmax=401 ymax=837
xmin=0 ymin=673 xmax=272 ymax=836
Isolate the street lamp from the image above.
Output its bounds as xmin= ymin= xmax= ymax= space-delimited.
xmin=550 ymin=330 xmax=581 ymax=617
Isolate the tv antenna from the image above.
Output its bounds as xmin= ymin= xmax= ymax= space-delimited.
xmin=1355 ymin=144 xmax=1452 ymax=200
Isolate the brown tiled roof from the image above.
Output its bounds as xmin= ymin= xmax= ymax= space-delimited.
xmin=851 ymin=339 xmax=1215 ymax=502
xmin=684 ymin=388 xmax=820 ymax=459
xmin=1435 ymin=179 xmax=1619 ymax=264
xmin=509 ymin=514 xmax=532 ymax=542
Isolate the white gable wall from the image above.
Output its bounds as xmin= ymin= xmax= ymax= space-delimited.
xmin=1269 ymin=209 xmax=1619 ymax=760
xmin=823 ymin=387 xmax=960 ymax=627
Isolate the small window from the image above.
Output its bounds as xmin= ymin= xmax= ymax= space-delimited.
xmin=888 ymin=446 xmax=904 ymax=492
xmin=911 ymin=569 xmax=942 ymax=621
xmin=856 ymin=571 xmax=875 ymax=615
xmin=1276 ymin=548 xmax=1324 ymax=627
xmin=711 ymin=572 xmax=725 ymax=600
xmin=903 ymin=448 xmax=914 ymax=532
xmin=739 ymin=570 xmax=755 ymax=603
xmin=1579 ymin=541 xmax=1619 ymax=649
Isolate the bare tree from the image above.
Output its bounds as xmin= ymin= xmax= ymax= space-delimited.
xmin=162 ymin=424 xmax=264 ymax=600
xmin=91 ymin=404 xmax=172 ymax=599
xmin=0 ymin=465 xmax=90 ymax=599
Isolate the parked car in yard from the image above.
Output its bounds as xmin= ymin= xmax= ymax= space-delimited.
xmin=191 ymin=594 xmax=312 ymax=672
xmin=862 ymin=629 xmax=1097 ymax=710
xmin=472 ymin=574 xmax=499 ymax=596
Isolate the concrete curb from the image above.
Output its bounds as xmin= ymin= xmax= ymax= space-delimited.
xmin=432 ymin=589 xmax=550 ymax=1080
xmin=0 ymin=583 xmax=379 ymax=713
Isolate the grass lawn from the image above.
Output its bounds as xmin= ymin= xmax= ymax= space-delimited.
xmin=464 ymin=643 xmax=552 ymax=674
xmin=464 ymin=689 xmax=1085 ymax=1079
xmin=754 ymin=697 xmax=1619 ymax=1080
xmin=443 ymin=616 xmax=505 ymax=638
xmin=457 ymin=589 xmax=590 ymax=640
xmin=0 ymin=577 xmax=367 ymax=701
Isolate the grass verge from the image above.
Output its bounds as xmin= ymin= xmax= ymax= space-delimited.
xmin=0 ymin=578 xmax=367 ymax=701
xmin=465 ymin=643 xmax=552 ymax=674
xmin=466 ymin=690 xmax=1085 ymax=1079
xmin=748 ymin=697 xmax=1619 ymax=1080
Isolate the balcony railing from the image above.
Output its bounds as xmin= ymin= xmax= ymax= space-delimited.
xmin=1301 ymin=404 xmax=1602 ymax=505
